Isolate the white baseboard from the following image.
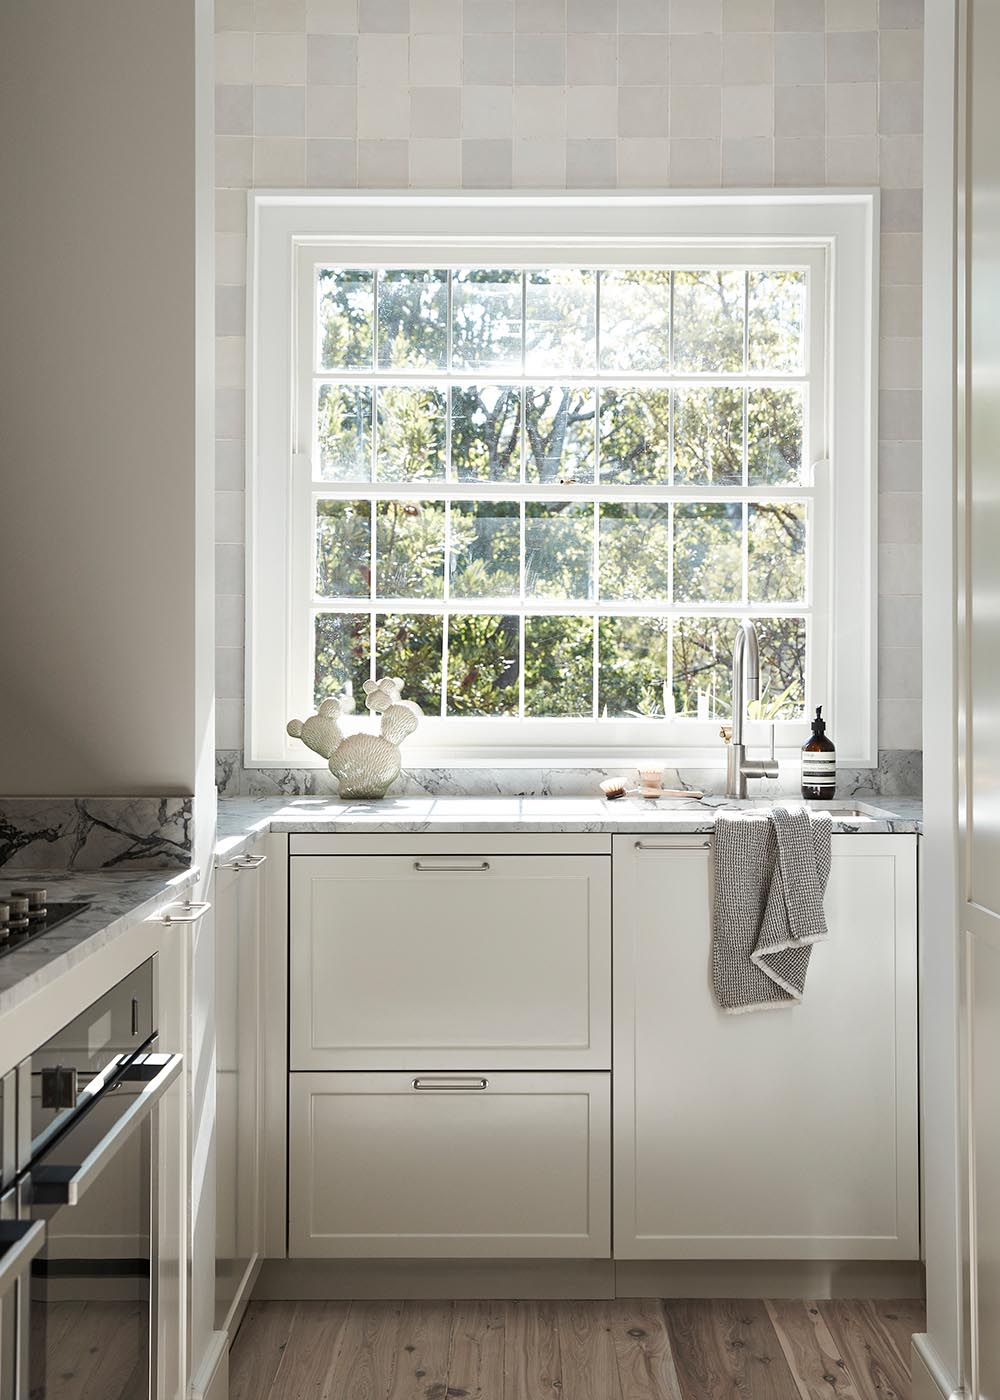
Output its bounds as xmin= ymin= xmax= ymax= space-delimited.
xmin=190 ymin=1329 xmax=229 ymax=1400
xmin=911 ymin=1333 xmax=964 ymax=1400
xmin=616 ymin=1259 xmax=925 ymax=1300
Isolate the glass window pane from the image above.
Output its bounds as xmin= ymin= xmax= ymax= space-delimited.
xmin=757 ymin=616 xmax=807 ymax=718
xmin=374 ymin=612 xmax=443 ymax=716
xmin=375 ymin=499 xmax=445 ymax=598
xmin=315 ymin=500 xmax=371 ymax=599
xmin=317 ymin=268 xmax=374 ymax=370
xmin=524 ymin=501 xmax=594 ymax=600
xmin=748 ymin=270 xmax=806 ymax=373
xmin=377 ymin=268 xmax=449 ymax=369
xmin=525 ymin=269 xmax=596 ymax=373
xmin=450 ymin=501 xmax=520 ymax=599
xmin=447 ymin=614 xmax=520 ymax=716
xmin=672 ymin=387 xmax=743 ymax=485
xmin=451 ymin=385 xmax=521 ymax=482
xmin=376 ymin=386 xmax=447 ymax=481
xmin=524 ymin=385 xmax=596 ymax=484
xmin=313 ymin=613 xmax=370 ymax=711
xmin=316 ymin=384 xmax=373 ymax=482
xmin=598 ymin=388 xmax=670 ymax=484
xmin=672 ymin=616 xmax=733 ymax=719
xmin=452 ymin=269 xmax=522 ymax=371
xmin=748 ymin=502 xmax=806 ymax=603
xmin=598 ymin=617 xmax=671 ymax=717
xmin=524 ymin=616 xmax=594 ymax=717
xmin=673 ymin=502 xmax=743 ymax=603
xmin=747 ymin=386 xmax=804 ymax=484
xmin=599 ymin=270 xmax=670 ymax=371
xmin=599 ymin=503 xmax=671 ymax=600
xmin=672 ymin=270 xmax=745 ymax=373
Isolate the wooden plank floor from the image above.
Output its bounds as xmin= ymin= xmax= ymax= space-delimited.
xmin=230 ymin=1297 xmax=925 ymax=1400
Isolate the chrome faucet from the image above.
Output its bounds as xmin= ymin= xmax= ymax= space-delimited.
xmin=724 ymin=619 xmax=779 ymax=799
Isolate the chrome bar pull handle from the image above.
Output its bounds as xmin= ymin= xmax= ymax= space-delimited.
xmin=229 ymin=854 xmax=267 ymax=871
xmin=412 ymin=1077 xmax=489 ymax=1091
xmin=412 ymin=861 xmax=490 ymax=873
xmin=155 ymin=900 xmax=211 ymax=925
xmin=634 ymin=840 xmax=711 ymax=851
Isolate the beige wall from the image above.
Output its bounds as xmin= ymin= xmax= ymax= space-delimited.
xmin=0 ymin=0 xmax=214 ymax=799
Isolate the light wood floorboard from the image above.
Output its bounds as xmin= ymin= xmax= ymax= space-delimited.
xmin=230 ymin=1297 xmax=927 ymax=1400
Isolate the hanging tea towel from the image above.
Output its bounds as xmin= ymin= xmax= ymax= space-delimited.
xmin=712 ymin=805 xmax=833 ymax=1013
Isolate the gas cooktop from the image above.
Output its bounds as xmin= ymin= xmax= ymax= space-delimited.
xmin=0 ymin=900 xmax=91 ymax=959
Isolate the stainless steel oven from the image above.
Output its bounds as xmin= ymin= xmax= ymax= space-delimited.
xmin=0 ymin=957 xmax=180 ymax=1399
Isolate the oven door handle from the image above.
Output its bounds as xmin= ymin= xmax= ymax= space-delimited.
xmin=0 ymin=1219 xmax=45 ymax=1294
xmin=29 ymin=1052 xmax=182 ymax=1208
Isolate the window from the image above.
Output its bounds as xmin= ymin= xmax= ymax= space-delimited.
xmin=248 ymin=195 xmax=877 ymax=768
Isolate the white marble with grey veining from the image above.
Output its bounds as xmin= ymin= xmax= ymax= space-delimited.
xmin=216 ymin=749 xmax=921 ymax=803
xmin=0 ymin=798 xmax=193 ymax=871
xmin=215 ymin=793 xmax=922 ymax=861
xmin=0 ymin=866 xmax=197 ymax=1018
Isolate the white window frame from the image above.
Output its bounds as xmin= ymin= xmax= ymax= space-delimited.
xmin=246 ymin=191 xmax=878 ymax=769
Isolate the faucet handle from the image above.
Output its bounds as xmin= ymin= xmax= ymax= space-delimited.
xmin=719 ymin=724 xmax=732 ymax=744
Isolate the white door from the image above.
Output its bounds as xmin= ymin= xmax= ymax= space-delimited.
xmin=287 ymin=1071 xmax=611 ymax=1259
xmin=214 ymin=841 xmax=265 ymax=1332
xmin=289 ymin=855 xmax=611 ymax=1070
xmin=613 ymin=833 xmax=918 ymax=1260
xmin=965 ymin=10 xmax=1000 ymax=1392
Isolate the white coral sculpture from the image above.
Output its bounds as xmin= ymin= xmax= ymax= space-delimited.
xmin=286 ymin=679 xmax=422 ymax=799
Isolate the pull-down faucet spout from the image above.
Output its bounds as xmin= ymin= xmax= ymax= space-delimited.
xmin=725 ymin=619 xmax=778 ymax=799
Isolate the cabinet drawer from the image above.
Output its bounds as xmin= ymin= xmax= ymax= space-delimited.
xmin=289 ymin=855 xmax=610 ymax=1070
xmin=288 ymin=1071 xmax=610 ymax=1259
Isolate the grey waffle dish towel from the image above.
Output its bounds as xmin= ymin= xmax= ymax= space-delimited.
xmin=712 ymin=805 xmax=833 ymax=1013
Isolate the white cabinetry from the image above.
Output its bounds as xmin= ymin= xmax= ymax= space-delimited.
xmin=289 ymin=853 xmax=610 ymax=1070
xmin=288 ymin=1071 xmax=610 ymax=1258
xmin=612 ymin=833 xmax=919 ymax=1262
xmin=214 ymin=837 xmax=267 ymax=1333
xmin=286 ymin=841 xmax=612 ymax=1260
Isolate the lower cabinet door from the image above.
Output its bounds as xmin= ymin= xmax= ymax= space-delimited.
xmin=288 ymin=1071 xmax=610 ymax=1259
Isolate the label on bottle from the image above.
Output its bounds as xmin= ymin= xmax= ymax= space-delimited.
xmin=801 ymin=754 xmax=836 ymax=793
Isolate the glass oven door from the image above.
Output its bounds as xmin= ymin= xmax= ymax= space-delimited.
xmin=20 ymin=1052 xmax=180 ymax=1400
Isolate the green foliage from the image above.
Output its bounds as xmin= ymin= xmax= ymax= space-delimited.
xmin=309 ymin=266 xmax=809 ymax=722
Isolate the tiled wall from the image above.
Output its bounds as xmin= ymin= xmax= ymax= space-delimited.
xmin=215 ymin=0 xmax=923 ymax=792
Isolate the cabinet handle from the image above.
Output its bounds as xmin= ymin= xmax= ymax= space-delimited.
xmin=412 ymin=1077 xmax=489 ymax=1091
xmin=412 ymin=861 xmax=490 ymax=872
xmin=155 ymin=900 xmax=212 ymax=925
xmin=229 ymin=854 xmax=267 ymax=871
xmin=634 ymin=840 xmax=711 ymax=851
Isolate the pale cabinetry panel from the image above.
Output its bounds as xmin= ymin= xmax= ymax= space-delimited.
xmin=215 ymin=839 xmax=266 ymax=1332
xmin=287 ymin=1071 xmax=610 ymax=1258
xmin=613 ymin=834 xmax=918 ymax=1261
xmin=289 ymin=855 xmax=610 ymax=1070
xmin=969 ymin=917 xmax=1000 ymax=1400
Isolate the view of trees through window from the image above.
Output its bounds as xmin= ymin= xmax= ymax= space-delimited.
xmin=304 ymin=264 xmax=811 ymax=727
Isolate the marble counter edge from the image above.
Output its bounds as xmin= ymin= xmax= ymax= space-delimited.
xmin=0 ymin=866 xmax=199 ymax=1019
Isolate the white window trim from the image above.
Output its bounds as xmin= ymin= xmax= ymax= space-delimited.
xmin=245 ymin=190 xmax=878 ymax=769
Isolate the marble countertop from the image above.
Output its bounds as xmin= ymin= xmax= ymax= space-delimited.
xmin=216 ymin=793 xmax=922 ymax=860
xmin=0 ymin=865 xmax=197 ymax=1018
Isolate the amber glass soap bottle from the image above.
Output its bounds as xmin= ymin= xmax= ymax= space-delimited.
xmin=801 ymin=706 xmax=836 ymax=800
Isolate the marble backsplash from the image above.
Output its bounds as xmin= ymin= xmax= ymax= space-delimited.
xmin=0 ymin=798 xmax=193 ymax=871
xmin=217 ymin=749 xmax=921 ymax=802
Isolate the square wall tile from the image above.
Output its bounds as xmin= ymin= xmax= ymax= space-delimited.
xmin=306 ymin=84 xmax=357 ymax=137
xmin=411 ymin=0 xmax=461 ymax=29
xmin=567 ymin=33 xmax=617 ymax=83
xmin=825 ymin=29 xmax=877 ymax=81
xmin=566 ymin=137 xmax=617 ymax=186
xmin=306 ymin=136 xmax=358 ymax=183
xmin=516 ymin=0 xmax=566 ymax=32
xmin=619 ymin=0 xmax=670 ymax=32
xmin=825 ymin=0 xmax=876 ymax=28
xmin=514 ymin=85 xmax=567 ymax=138
xmin=878 ymin=27 xmax=922 ymax=80
xmin=255 ymin=0 xmax=307 ymax=29
xmin=515 ymin=33 xmax=567 ymax=84
xmin=879 ymin=82 xmax=923 ymax=135
xmin=880 ymin=0 xmax=923 ymax=27
xmin=358 ymin=84 xmax=410 ymax=137
xmin=774 ymin=85 xmax=825 ymax=139
xmin=217 ymin=84 xmax=253 ymax=136
xmin=358 ymin=137 xmax=409 ymax=183
xmin=566 ymin=84 xmax=618 ymax=137
xmin=358 ymin=31 xmax=409 ymax=82
xmin=722 ymin=84 xmax=771 ymax=138
xmin=253 ymin=136 xmax=307 ymax=184
xmin=774 ymin=0 xmax=822 ymax=27
xmin=774 ymin=137 xmax=825 ymax=183
xmin=670 ymin=137 xmax=721 ymax=183
xmin=567 ymin=0 xmax=617 ymax=30
xmin=617 ymin=136 xmax=669 ymax=185
xmin=513 ymin=137 xmax=568 ymax=184
xmin=462 ymin=85 xmax=514 ymax=138
xmin=410 ymin=33 xmax=461 ymax=82
xmin=254 ymin=32 xmax=307 ymax=82
xmin=409 ymin=136 xmax=461 ymax=184
xmin=670 ymin=0 xmax=722 ymax=31
xmin=461 ymin=137 xmax=514 ymax=185
xmin=254 ymin=84 xmax=306 ymax=137
xmin=669 ymin=33 xmax=722 ymax=83
xmin=306 ymin=32 xmax=358 ymax=81
xmin=306 ymin=0 xmax=359 ymax=30
xmin=359 ymin=0 xmax=410 ymax=30
xmin=464 ymin=33 xmax=515 ymax=83
xmin=618 ymin=86 xmax=670 ymax=138
xmin=216 ymin=32 xmax=254 ymax=83
xmin=722 ymin=136 xmax=772 ymax=184
xmin=670 ymin=84 xmax=722 ymax=138
xmin=410 ymin=85 xmax=461 ymax=137
xmin=827 ymin=81 xmax=876 ymax=135
xmin=774 ymin=32 xmax=824 ymax=84
xmin=464 ymin=0 xmax=513 ymax=30
xmin=723 ymin=0 xmax=773 ymax=31
xmin=722 ymin=32 xmax=772 ymax=82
